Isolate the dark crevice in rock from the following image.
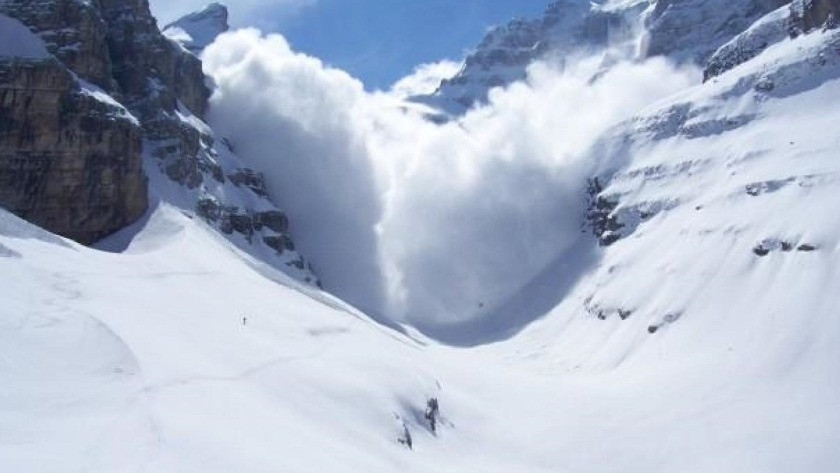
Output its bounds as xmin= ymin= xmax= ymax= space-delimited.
xmin=584 ymin=177 xmax=624 ymax=247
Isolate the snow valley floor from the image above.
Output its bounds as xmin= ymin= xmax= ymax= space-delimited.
xmin=2 ymin=196 xmax=838 ymax=472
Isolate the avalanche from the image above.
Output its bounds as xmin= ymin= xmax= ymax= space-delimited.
xmin=2 ymin=1 xmax=840 ymax=472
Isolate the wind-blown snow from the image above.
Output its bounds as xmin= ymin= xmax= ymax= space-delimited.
xmin=389 ymin=59 xmax=462 ymax=99
xmin=163 ymin=3 xmax=229 ymax=54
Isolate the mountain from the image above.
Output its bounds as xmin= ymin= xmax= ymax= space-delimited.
xmin=163 ymin=3 xmax=230 ymax=55
xmin=0 ymin=0 xmax=318 ymax=284
xmin=413 ymin=0 xmax=640 ymax=114
xmin=2 ymin=1 xmax=840 ymax=472
xmin=416 ymin=0 xmax=791 ymax=115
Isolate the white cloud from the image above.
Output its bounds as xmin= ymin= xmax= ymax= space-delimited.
xmin=203 ymin=29 xmax=699 ymax=328
xmin=388 ymin=60 xmax=462 ymax=98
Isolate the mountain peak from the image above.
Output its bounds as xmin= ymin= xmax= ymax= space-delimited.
xmin=163 ymin=3 xmax=230 ymax=55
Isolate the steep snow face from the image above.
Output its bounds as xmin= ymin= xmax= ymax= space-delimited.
xmin=163 ymin=3 xmax=230 ymax=54
xmin=0 ymin=14 xmax=50 ymax=58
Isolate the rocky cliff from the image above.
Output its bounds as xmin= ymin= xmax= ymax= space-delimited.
xmin=643 ymin=0 xmax=789 ymax=63
xmin=0 ymin=11 xmax=146 ymax=244
xmin=0 ymin=2 xmax=319 ymax=284
xmin=790 ymin=0 xmax=840 ymax=32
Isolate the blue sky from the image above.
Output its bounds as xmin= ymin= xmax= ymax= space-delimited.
xmin=152 ymin=0 xmax=550 ymax=90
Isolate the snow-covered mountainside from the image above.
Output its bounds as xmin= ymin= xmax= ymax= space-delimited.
xmin=163 ymin=2 xmax=230 ymax=55
xmin=414 ymin=0 xmax=647 ymax=114
xmin=3 ymin=1 xmax=840 ymax=472
xmin=417 ymin=0 xmax=790 ymax=114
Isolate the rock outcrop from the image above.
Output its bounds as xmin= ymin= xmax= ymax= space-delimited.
xmin=644 ymin=0 xmax=788 ymax=63
xmin=0 ymin=2 xmax=319 ymax=285
xmin=704 ymin=0 xmax=840 ymax=81
xmin=790 ymin=0 xmax=840 ymax=33
xmin=96 ymin=0 xmax=210 ymax=118
xmin=0 ymin=12 xmax=146 ymax=244
xmin=703 ymin=5 xmax=791 ymax=81
xmin=0 ymin=58 xmax=147 ymax=244
xmin=0 ymin=0 xmax=117 ymax=90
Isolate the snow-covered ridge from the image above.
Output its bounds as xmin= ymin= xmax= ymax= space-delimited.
xmin=163 ymin=3 xmax=229 ymax=55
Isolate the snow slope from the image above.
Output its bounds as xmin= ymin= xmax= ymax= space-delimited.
xmin=3 ymin=4 xmax=840 ymax=473
xmin=163 ymin=3 xmax=229 ymax=55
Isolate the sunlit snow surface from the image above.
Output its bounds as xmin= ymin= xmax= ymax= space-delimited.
xmin=2 ymin=18 xmax=840 ymax=473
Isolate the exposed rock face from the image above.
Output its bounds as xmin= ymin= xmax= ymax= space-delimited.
xmin=0 ymin=1 xmax=319 ymax=285
xmin=790 ymin=0 xmax=840 ymax=33
xmin=0 ymin=58 xmax=146 ymax=244
xmin=0 ymin=10 xmax=147 ymax=244
xmin=0 ymin=0 xmax=117 ymax=90
xmin=644 ymin=0 xmax=789 ymax=63
xmin=704 ymin=0 xmax=840 ymax=81
xmin=163 ymin=2 xmax=230 ymax=55
xmin=228 ymin=167 xmax=269 ymax=198
xmin=0 ymin=0 xmax=212 ymax=117
xmin=97 ymin=0 xmax=210 ymax=118
xmin=584 ymin=178 xmax=623 ymax=247
xmin=0 ymin=0 xmax=214 ymax=245
xmin=703 ymin=5 xmax=791 ymax=81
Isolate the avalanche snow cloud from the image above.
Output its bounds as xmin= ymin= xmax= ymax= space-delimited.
xmin=203 ymin=29 xmax=698 ymax=329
